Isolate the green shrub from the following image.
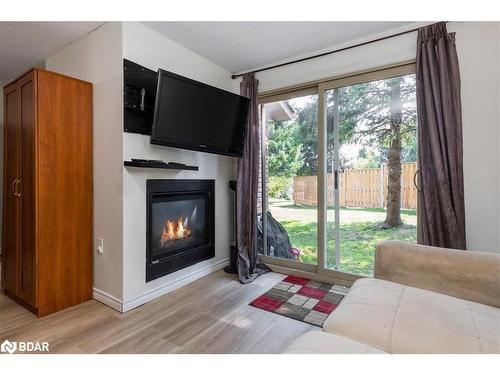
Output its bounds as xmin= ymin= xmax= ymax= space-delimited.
xmin=268 ymin=176 xmax=292 ymax=199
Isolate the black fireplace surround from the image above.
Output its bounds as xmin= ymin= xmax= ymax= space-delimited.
xmin=146 ymin=179 xmax=215 ymax=282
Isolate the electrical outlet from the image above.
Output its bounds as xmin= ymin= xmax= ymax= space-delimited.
xmin=96 ymin=238 xmax=104 ymax=254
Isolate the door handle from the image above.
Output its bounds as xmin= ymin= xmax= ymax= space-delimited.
xmin=12 ymin=179 xmax=21 ymax=197
xmin=11 ymin=179 xmax=17 ymax=196
xmin=413 ymin=169 xmax=421 ymax=192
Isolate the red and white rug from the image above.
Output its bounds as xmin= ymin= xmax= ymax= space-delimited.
xmin=249 ymin=275 xmax=350 ymax=327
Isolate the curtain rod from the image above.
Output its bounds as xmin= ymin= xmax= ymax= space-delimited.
xmin=231 ymin=22 xmax=444 ymax=79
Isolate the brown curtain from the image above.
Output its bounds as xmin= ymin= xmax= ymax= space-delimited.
xmin=416 ymin=22 xmax=466 ymax=249
xmin=236 ymin=73 xmax=269 ymax=283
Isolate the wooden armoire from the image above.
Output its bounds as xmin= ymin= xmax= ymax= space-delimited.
xmin=2 ymin=68 xmax=93 ymax=317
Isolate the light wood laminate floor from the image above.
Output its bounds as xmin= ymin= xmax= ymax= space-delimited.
xmin=0 ymin=269 xmax=318 ymax=353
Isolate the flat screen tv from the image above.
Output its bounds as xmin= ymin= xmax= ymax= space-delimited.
xmin=151 ymin=69 xmax=250 ymax=157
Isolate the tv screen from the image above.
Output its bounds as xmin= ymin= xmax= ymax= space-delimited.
xmin=151 ymin=69 xmax=250 ymax=157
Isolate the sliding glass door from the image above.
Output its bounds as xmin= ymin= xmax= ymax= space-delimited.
xmin=258 ymin=91 xmax=319 ymax=267
xmin=260 ymin=64 xmax=418 ymax=277
xmin=323 ymin=69 xmax=418 ymax=276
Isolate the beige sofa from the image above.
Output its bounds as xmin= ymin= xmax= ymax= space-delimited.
xmin=285 ymin=241 xmax=500 ymax=354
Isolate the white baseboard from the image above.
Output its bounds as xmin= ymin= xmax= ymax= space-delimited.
xmin=93 ymin=287 xmax=123 ymax=312
xmin=121 ymin=258 xmax=229 ymax=313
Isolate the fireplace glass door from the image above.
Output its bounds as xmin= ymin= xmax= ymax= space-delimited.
xmin=151 ymin=193 xmax=208 ymax=258
xmin=146 ymin=179 xmax=215 ymax=282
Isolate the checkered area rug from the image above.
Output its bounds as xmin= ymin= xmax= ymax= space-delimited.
xmin=249 ymin=275 xmax=350 ymax=327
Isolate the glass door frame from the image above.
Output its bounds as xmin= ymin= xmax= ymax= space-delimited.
xmin=259 ymin=62 xmax=417 ymax=282
xmin=258 ymin=86 xmax=319 ymax=275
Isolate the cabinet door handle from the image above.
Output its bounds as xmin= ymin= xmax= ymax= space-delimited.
xmin=16 ymin=179 xmax=21 ymax=197
xmin=13 ymin=179 xmax=21 ymax=197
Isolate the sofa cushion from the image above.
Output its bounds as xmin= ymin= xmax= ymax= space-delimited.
xmin=323 ymin=278 xmax=500 ymax=354
xmin=284 ymin=331 xmax=385 ymax=354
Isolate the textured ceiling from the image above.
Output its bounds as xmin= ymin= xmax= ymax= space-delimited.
xmin=0 ymin=22 xmax=103 ymax=83
xmin=143 ymin=21 xmax=415 ymax=74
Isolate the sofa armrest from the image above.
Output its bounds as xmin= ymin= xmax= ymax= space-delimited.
xmin=374 ymin=240 xmax=500 ymax=308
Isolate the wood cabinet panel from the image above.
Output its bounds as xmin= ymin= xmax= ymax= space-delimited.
xmin=37 ymin=70 xmax=93 ymax=316
xmin=2 ymin=85 xmax=21 ymax=294
xmin=18 ymin=71 xmax=37 ymax=306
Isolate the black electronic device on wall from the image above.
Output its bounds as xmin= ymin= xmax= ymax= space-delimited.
xmin=151 ymin=69 xmax=249 ymax=157
xmin=123 ymin=59 xmax=158 ymax=135
xmin=123 ymin=59 xmax=249 ymax=158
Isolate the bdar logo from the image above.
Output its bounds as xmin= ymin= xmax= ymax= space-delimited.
xmin=1 ymin=339 xmax=17 ymax=354
xmin=0 ymin=339 xmax=49 ymax=354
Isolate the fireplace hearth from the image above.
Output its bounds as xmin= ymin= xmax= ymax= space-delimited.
xmin=146 ymin=179 xmax=215 ymax=282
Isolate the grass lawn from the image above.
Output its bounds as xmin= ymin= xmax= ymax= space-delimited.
xmin=279 ymin=213 xmax=417 ymax=276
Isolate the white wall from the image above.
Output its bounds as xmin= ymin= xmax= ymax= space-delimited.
xmin=45 ymin=22 xmax=125 ymax=304
xmin=253 ymin=22 xmax=500 ymax=254
xmin=121 ymin=22 xmax=237 ymax=310
xmin=450 ymin=22 xmax=500 ymax=253
xmin=256 ymin=27 xmax=418 ymax=93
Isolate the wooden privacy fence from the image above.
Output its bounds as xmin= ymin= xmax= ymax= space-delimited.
xmin=293 ymin=162 xmax=418 ymax=209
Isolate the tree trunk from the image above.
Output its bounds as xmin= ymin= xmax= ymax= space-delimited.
xmin=382 ymin=78 xmax=404 ymax=228
xmin=383 ymin=137 xmax=403 ymax=227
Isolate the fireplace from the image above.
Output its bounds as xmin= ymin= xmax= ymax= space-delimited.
xmin=146 ymin=179 xmax=215 ymax=282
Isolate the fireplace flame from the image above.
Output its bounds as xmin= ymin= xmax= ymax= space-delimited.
xmin=161 ymin=217 xmax=191 ymax=245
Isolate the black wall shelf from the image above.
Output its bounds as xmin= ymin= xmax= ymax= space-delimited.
xmin=124 ymin=161 xmax=199 ymax=171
